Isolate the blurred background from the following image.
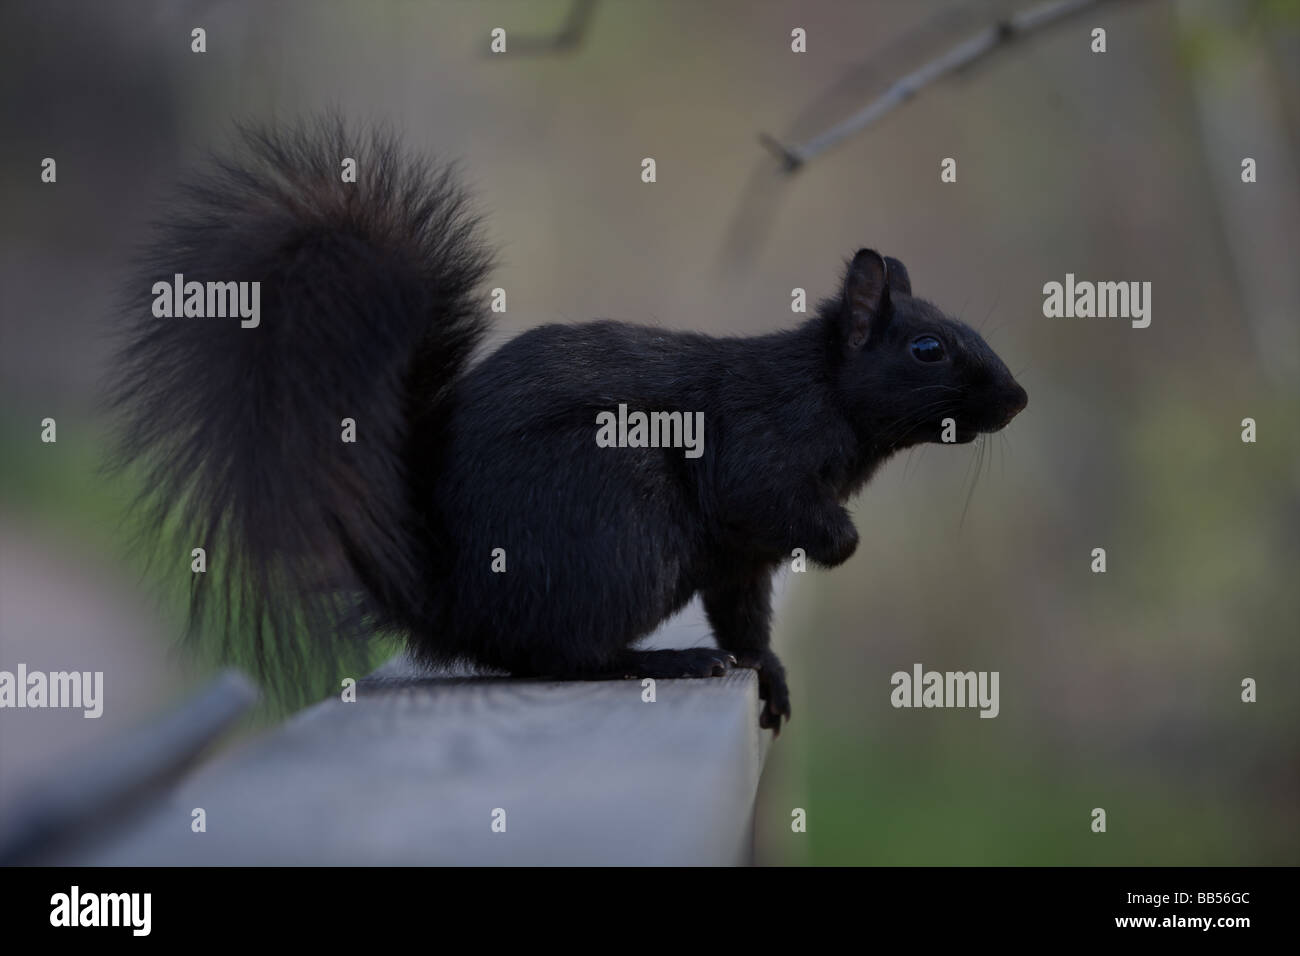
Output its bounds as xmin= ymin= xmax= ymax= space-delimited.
xmin=1 ymin=0 xmax=1297 ymax=864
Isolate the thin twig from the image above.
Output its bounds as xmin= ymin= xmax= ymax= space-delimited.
xmin=499 ymin=0 xmax=600 ymax=55
xmin=718 ymin=3 xmax=1009 ymax=269
xmin=761 ymin=0 xmax=1125 ymax=172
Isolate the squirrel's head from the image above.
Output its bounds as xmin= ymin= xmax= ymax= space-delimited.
xmin=827 ymin=249 xmax=1027 ymax=448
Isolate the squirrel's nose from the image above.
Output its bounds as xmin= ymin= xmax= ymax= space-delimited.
xmin=1009 ymin=383 xmax=1028 ymax=414
xmin=997 ymin=383 xmax=1027 ymax=427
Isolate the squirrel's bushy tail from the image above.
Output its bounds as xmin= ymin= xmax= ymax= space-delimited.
xmin=109 ymin=117 xmax=492 ymax=700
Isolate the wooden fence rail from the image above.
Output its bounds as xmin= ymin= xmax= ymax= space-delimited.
xmin=8 ymin=603 xmax=774 ymax=866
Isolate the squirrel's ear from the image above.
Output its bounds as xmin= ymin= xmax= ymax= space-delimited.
xmin=883 ymin=256 xmax=911 ymax=295
xmin=842 ymin=249 xmax=890 ymax=350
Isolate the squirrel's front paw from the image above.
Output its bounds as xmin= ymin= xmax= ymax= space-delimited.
xmin=758 ymin=669 xmax=791 ymax=734
xmin=736 ymin=649 xmax=791 ymax=735
xmin=806 ymin=511 xmax=859 ymax=567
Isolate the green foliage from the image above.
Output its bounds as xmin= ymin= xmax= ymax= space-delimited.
xmin=0 ymin=413 xmax=398 ymax=723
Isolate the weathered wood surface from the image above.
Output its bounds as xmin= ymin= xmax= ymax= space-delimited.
xmin=56 ymin=650 xmax=769 ymax=866
xmin=0 ymin=670 xmax=258 ymax=864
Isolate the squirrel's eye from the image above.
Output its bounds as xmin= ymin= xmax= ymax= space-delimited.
xmin=910 ymin=335 xmax=944 ymax=363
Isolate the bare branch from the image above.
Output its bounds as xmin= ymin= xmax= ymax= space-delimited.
xmin=499 ymin=0 xmax=600 ymax=56
xmin=761 ymin=0 xmax=1128 ymax=172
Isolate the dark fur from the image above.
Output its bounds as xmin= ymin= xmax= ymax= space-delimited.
xmin=111 ymin=118 xmax=1027 ymax=732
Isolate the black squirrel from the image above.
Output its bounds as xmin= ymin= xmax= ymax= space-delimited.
xmin=111 ymin=118 xmax=1027 ymax=733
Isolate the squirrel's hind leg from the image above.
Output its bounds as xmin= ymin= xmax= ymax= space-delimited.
xmin=602 ymin=647 xmax=736 ymax=679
